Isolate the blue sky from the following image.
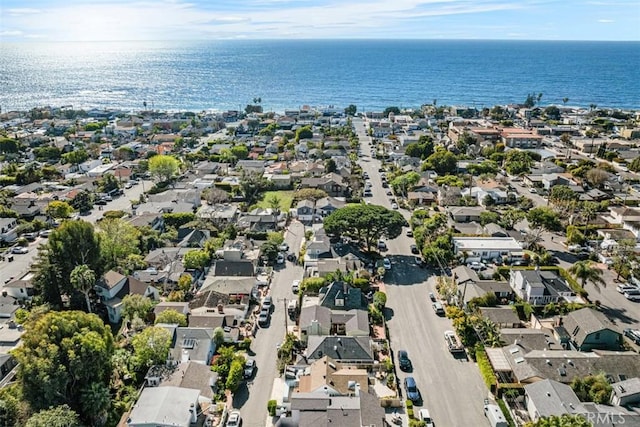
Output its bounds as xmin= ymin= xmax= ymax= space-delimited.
xmin=1 ymin=0 xmax=639 ymax=41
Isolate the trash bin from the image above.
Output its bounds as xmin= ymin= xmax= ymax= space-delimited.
xmin=8 ymin=255 xmax=14 ymax=262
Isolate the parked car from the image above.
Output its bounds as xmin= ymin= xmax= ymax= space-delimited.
xmin=617 ymin=284 xmax=638 ymax=294
xmin=624 ymin=290 xmax=640 ymax=301
xmin=23 ymin=232 xmax=37 ymax=241
xmin=243 ymin=359 xmax=256 ymax=379
xmin=623 ymin=329 xmax=640 ymax=345
xmin=398 ymin=350 xmax=411 ymax=371
xmin=432 ymin=301 xmax=445 ymax=316
xmin=377 ymin=240 xmax=387 ymax=251
xmin=404 ymin=377 xmax=421 ymax=403
xmin=11 ymin=246 xmax=28 ymax=254
xmin=226 ymin=411 xmax=242 ymax=427
xmin=391 ymin=203 xmax=398 ymax=209
xmin=291 ymin=280 xmax=300 ymax=294
xmin=468 ymin=261 xmax=486 ymax=271
xmin=258 ymin=309 xmax=270 ymax=326
xmin=276 ymin=253 xmax=285 ymax=264
xmin=410 ymin=244 xmax=419 ymax=254
xmin=383 ymin=258 xmax=392 ymax=270
xmin=406 ymin=229 xmax=413 ymax=237
xmin=278 ymin=243 xmax=289 ymax=252
xmin=262 ymin=296 xmax=273 ymax=311
xmin=94 ymin=199 xmax=108 ymax=206
xmin=415 ymin=257 xmax=424 ymax=267
xmin=39 ymin=229 xmax=52 ymax=238
xmin=429 ymin=292 xmax=436 ymax=302
xmin=418 ymin=409 xmax=434 ymax=427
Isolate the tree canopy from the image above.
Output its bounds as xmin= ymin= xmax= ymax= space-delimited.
xmin=323 ymin=204 xmax=406 ymax=252
xmin=148 ymin=154 xmax=179 ymax=183
xmin=45 ymin=200 xmax=74 ymax=219
xmin=33 ymin=220 xmax=102 ymax=309
xmin=25 ymin=405 xmax=81 ymax=427
xmin=14 ymin=311 xmax=114 ymax=424
xmin=131 ymin=326 xmax=172 ymax=371
xmin=154 ymin=309 xmax=187 ymax=326
xmin=97 ymin=218 xmax=140 ymax=271
xmin=425 ymin=148 xmax=458 ymax=175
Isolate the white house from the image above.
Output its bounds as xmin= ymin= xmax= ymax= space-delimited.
xmin=126 ymin=386 xmax=200 ymax=427
xmin=0 ymin=218 xmax=18 ymax=243
xmin=452 ymin=237 xmax=524 ymax=262
xmin=95 ymin=271 xmax=160 ymax=323
xmin=509 ymin=269 xmax=575 ymax=305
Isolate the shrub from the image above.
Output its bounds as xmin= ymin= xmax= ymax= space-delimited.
xmin=373 ymin=291 xmax=387 ymax=309
xmin=267 ymin=399 xmax=277 ymax=417
xmin=301 ymin=277 xmax=327 ymax=294
xmin=406 ymin=399 xmax=414 ymax=418
xmin=103 ymin=210 xmax=125 ymax=219
xmin=476 ymin=348 xmax=496 ymax=390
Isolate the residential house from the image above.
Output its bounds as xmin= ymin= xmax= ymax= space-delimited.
xmin=315 ymin=255 xmax=364 ymax=278
xmin=96 ymin=270 xmax=160 ymax=323
xmin=236 ymin=159 xmax=265 ymax=174
xmin=127 ymin=213 xmax=164 ymax=231
xmin=447 ymin=206 xmax=485 ymax=223
xmin=3 ymin=278 xmax=35 ymax=301
xmin=501 ymin=128 xmax=543 ymax=148
xmin=144 ymin=361 xmax=218 ymax=399
xmin=318 ymin=282 xmax=368 ymax=311
xmin=236 ymin=209 xmax=280 ymax=231
xmin=407 ymin=190 xmax=437 ymax=206
xmin=525 ymin=379 xmax=584 ymax=422
xmin=196 ymin=203 xmax=239 ymax=227
xmin=610 ymin=377 xmax=640 ymax=406
xmin=485 ymin=347 xmax=640 ymax=387
xmin=453 ymin=237 xmax=524 ymax=262
xmin=299 ymin=173 xmax=348 ymax=197
xmin=299 ymin=305 xmax=369 ymax=343
xmin=164 ymin=326 xmax=216 ymax=365
xmin=479 ymin=307 xmax=521 ymax=329
xmin=283 ymin=391 xmax=384 ymax=427
xmin=0 ymin=218 xmax=18 ymax=243
xmin=212 ymin=259 xmax=255 ymax=277
xmin=453 ymin=266 xmax=514 ymax=305
xmin=294 ymin=199 xmax=315 ymax=223
xmin=509 ymin=269 xmax=575 ymax=306
xmin=153 ymin=302 xmax=190 ymax=317
xmin=306 ymin=335 xmax=374 ymax=365
xmin=561 ymin=307 xmax=621 ymax=351
xmin=125 ymin=386 xmax=200 ymax=427
xmin=438 ymin=186 xmax=463 ymax=206
xmin=315 ymin=196 xmax=346 ymax=217
xmin=295 ymin=356 xmax=370 ymax=395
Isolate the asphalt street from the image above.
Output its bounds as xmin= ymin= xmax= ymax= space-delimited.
xmin=355 ymin=118 xmax=490 ymax=426
xmin=234 ymin=220 xmax=305 ymax=427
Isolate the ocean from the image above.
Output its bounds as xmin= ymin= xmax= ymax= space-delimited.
xmin=0 ymin=39 xmax=639 ymax=113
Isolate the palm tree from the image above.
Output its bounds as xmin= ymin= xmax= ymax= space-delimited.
xmin=70 ymin=264 xmax=96 ymax=313
xmin=267 ymin=194 xmax=282 ymax=215
xmin=562 ymin=97 xmax=569 ymax=106
xmin=569 ymin=260 xmax=606 ymax=293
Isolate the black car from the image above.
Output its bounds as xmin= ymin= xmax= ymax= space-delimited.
xmin=410 ymin=244 xmax=419 ymax=254
xmin=95 ymin=199 xmax=108 ymax=205
xmin=398 ymin=350 xmax=411 ymax=371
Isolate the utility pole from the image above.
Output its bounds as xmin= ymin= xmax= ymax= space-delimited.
xmin=280 ymin=297 xmax=289 ymax=337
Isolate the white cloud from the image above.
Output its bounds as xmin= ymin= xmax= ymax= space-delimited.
xmin=0 ymin=30 xmax=24 ymax=37
xmin=597 ymin=19 xmax=614 ymax=23
xmin=7 ymin=8 xmax=42 ymax=15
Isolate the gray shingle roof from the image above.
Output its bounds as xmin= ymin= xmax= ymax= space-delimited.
xmin=306 ymin=336 xmax=372 ymax=362
xmin=525 ymin=379 xmax=584 ymax=418
xmin=563 ymin=308 xmax=619 ymax=346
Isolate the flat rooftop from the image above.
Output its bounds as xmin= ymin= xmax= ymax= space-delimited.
xmin=453 ymin=237 xmax=523 ymax=251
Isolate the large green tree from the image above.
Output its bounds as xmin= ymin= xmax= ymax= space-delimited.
xmin=390 ymin=171 xmax=420 ymax=198
xmin=323 ymin=204 xmax=406 ymax=252
xmin=526 ymin=206 xmax=561 ymax=247
xmin=97 ymin=218 xmax=140 ymax=271
xmin=425 ymin=148 xmax=458 ymax=175
xmin=154 ymin=309 xmax=187 ymax=326
xmin=25 ymin=405 xmax=81 ymax=427
xmin=121 ymin=294 xmax=153 ymax=322
xmin=131 ymin=326 xmax=172 ymax=371
xmin=14 ymin=311 xmax=114 ymax=424
xmin=33 ymin=220 xmax=102 ymax=309
xmin=45 ymin=200 xmax=74 ymax=220
xmin=183 ymin=249 xmax=210 ymax=271
xmin=148 ymin=154 xmax=179 ymax=183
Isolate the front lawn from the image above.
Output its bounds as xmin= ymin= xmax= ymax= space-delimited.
xmin=256 ymin=191 xmax=294 ymax=212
